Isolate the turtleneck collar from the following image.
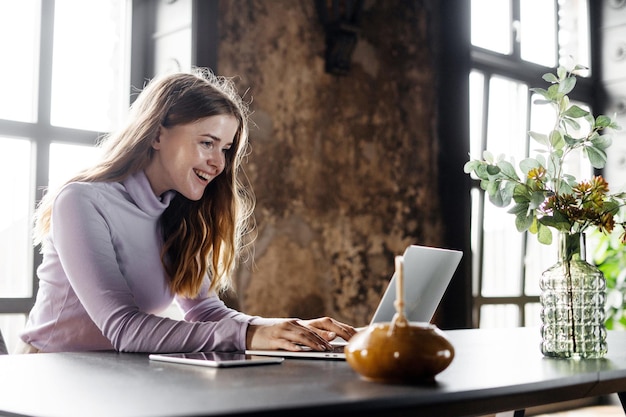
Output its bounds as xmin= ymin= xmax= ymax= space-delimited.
xmin=122 ymin=170 xmax=176 ymax=217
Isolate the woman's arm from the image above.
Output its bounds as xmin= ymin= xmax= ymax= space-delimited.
xmin=52 ymin=183 xmax=249 ymax=352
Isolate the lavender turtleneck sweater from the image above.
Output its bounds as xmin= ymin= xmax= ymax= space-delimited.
xmin=21 ymin=170 xmax=276 ymax=353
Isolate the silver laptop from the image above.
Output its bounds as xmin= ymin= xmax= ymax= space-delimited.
xmin=245 ymin=244 xmax=463 ymax=359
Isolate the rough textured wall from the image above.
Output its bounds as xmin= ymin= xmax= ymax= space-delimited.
xmin=218 ymin=0 xmax=442 ymax=326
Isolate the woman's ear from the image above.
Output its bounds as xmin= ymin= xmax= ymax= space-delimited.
xmin=152 ymin=126 xmax=163 ymax=150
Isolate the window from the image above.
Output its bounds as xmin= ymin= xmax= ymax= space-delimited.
xmin=469 ymin=0 xmax=594 ymax=328
xmin=0 ymin=0 xmax=130 ymax=353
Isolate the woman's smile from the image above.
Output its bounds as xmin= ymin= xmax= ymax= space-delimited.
xmin=145 ymin=115 xmax=238 ymax=200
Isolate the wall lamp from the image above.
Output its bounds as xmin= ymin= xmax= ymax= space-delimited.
xmin=315 ymin=0 xmax=364 ymax=75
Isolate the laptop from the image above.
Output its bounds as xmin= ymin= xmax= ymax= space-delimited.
xmin=245 ymin=244 xmax=463 ymax=359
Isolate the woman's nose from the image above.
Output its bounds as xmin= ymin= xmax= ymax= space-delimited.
xmin=208 ymin=149 xmax=225 ymax=170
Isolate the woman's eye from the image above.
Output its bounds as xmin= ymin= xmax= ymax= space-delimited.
xmin=202 ymin=141 xmax=213 ymax=148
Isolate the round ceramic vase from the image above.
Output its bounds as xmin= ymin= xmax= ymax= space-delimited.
xmin=344 ymin=322 xmax=455 ymax=383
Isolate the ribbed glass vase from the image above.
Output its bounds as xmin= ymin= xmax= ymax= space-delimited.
xmin=539 ymin=232 xmax=607 ymax=358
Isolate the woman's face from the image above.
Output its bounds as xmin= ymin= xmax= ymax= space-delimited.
xmin=145 ymin=114 xmax=238 ymax=200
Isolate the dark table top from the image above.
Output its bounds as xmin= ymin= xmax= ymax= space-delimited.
xmin=1 ymin=327 xmax=625 ymax=417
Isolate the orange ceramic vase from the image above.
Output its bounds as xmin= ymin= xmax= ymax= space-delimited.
xmin=344 ymin=320 xmax=455 ymax=383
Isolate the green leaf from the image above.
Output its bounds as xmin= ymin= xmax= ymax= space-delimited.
xmin=563 ymin=104 xmax=588 ymax=118
xmin=475 ymin=164 xmax=491 ymax=180
xmin=463 ymin=160 xmax=480 ymax=173
xmin=515 ymin=211 xmax=534 ymax=232
xmin=549 ymin=130 xmax=564 ymax=149
xmin=501 ymin=181 xmax=516 ymax=205
xmin=508 ymin=202 xmax=529 ymax=215
xmin=489 ymin=190 xmax=505 ymax=207
xmin=542 ymin=73 xmax=558 ymax=83
xmin=529 ymin=131 xmax=549 ymax=146
xmin=537 ymin=223 xmax=553 ymax=245
xmin=486 ymin=164 xmax=501 ymax=175
xmin=559 ymin=76 xmax=576 ymax=95
xmin=591 ymin=134 xmax=613 ymax=151
xmin=595 ymin=115 xmax=613 ymax=129
xmin=529 ymin=191 xmax=546 ymax=209
xmin=530 ymin=87 xmax=551 ymax=99
xmin=547 ymin=84 xmax=562 ymax=100
xmin=562 ymin=116 xmax=581 ymax=131
xmin=519 ymin=158 xmax=541 ymax=175
xmin=486 ymin=179 xmax=499 ymax=196
xmin=563 ymin=134 xmax=579 ymax=146
xmin=497 ymin=160 xmax=519 ymax=180
xmin=539 ymin=210 xmax=571 ymax=231
xmin=584 ymin=146 xmax=608 ymax=169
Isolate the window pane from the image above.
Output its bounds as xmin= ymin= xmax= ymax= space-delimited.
xmin=0 ymin=138 xmax=34 ymax=297
xmin=480 ymin=304 xmax=519 ymax=327
xmin=51 ymin=0 xmax=129 ymax=132
xmin=469 ymin=71 xmax=485 ymax=160
xmin=525 ymin=303 xmax=542 ymax=327
xmin=524 ymin=236 xmax=557 ymax=296
xmin=49 ymin=142 xmax=102 ymax=191
xmin=482 ymin=195 xmax=523 ymax=297
xmin=485 ymin=76 xmax=528 ymax=156
xmin=480 ymin=76 xmax=529 ymax=297
xmin=520 ymin=0 xmax=557 ymax=67
xmin=0 ymin=314 xmax=27 ymax=354
xmin=471 ymin=0 xmax=512 ymax=54
xmin=558 ymin=0 xmax=590 ymax=71
xmin=0 ymin=0 xmax=40 ymax=123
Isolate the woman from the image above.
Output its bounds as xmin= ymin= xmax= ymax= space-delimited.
xmin=18 ymin=69 xmax=355 ymax=353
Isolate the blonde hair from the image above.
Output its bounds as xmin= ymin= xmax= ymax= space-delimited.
xmin=33 ymin=69 xmax=254 ymax=296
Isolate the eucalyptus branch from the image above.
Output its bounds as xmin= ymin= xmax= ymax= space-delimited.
xmin=464 ymin=64 xmax=622 ymax=246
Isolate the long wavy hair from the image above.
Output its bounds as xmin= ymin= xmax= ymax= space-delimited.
xmin=33 ymin=69 xmax=255 ymax=297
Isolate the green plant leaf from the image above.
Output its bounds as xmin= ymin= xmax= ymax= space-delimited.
xmin=475 ymin=164 xmax=491 ymax=180
xmin=563 ymin=134 xmax=579 ymax=146
xmin=529 ymin=191 xmax=546 ymax=209
xmin=538 ymin=211 xmax=570 ymax=231
xmin=559 ymin=76 xmax=576 ymax=95
xmin=515 ymin=210 xmax=534 ymax=232
xmin=595 ymin=115 xmax=612 ymax=129
xmin=547 ymin=84 xmax=562 ymax=100
xmin=519 ymin=157 xmax=541 ymax=175
xmin=530 ymin=87 xmax=549 ymax=99
xmin=542 ymin=73 xmax=558 ymax=83
xmin=486 ymin=179 xmax=499 ymax=196
xmin=584 ymin=146 xmax=607 ymax=169
xmin=489 ymin=189 xmax=505 ymax=207
xmin=508 ymin=202 xmax=529 ymax=215
xmin=563 ymin=104 xmax=588 ymax=118
xmin=591 ymin=134 xmax=612 ymax=151
xmin=486 ymin=164 xmax=501 ymax=175
xmin=562 ymin=116 xmax=581 ymax=131
xmin=529 ymin=131 xmax=549 ymax=146
xmin=537 ymin=224 xmax=552 ymax=244
xmin=497 ymin=160 xmax=519 ymax=180
xmin=463 ymin=160 xmax=480 ymax=173
xmin=549 ymin=130 xmax=565 ymax=150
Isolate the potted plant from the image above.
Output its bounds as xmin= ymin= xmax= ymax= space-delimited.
xmin=464 ymin=64 xmax=625 ymax=358
xmin=592 ymin=229 xmax=626 ymax=330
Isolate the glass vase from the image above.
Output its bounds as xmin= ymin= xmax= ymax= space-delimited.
xmin=539 ymin=232 xmax=607 ymax=358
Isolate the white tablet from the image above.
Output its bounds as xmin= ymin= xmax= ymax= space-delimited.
xmin=148 ymin=351 xmax=284 ymax=368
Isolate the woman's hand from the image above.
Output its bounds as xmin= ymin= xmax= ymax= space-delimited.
xmin=246 ymin=317 xmax=356 ymax=352
xmin=297 ymin=317 xmax=357 ymax=343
